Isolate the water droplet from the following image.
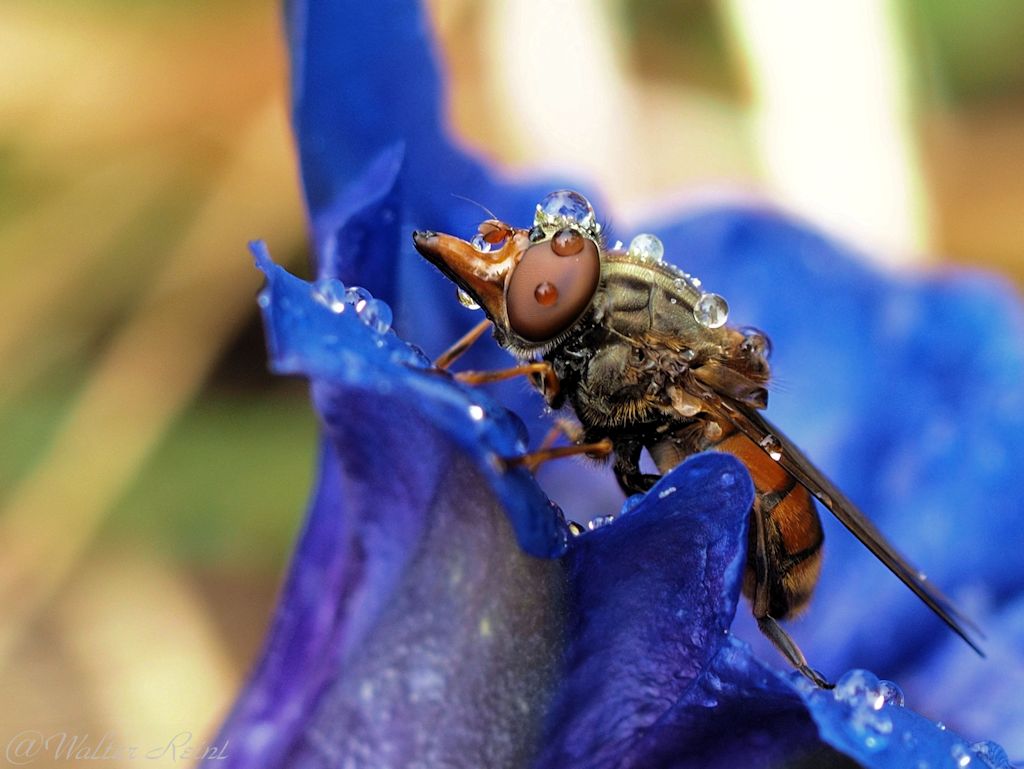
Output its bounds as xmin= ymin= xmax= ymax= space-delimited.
xmin=468 ymin=404 xmax=485 ymax=421
xmin=937 ymin=722 xmax=948 ymax=731
xmin=534 ymin=281 xmax=559 ymax=306
xmin=257 ymin=291 xmax=270 ymax=308
xmin=834 ymin=669 xmax=884 ymax=707
xmin=344 ymin=285 xmax=372 ymax=312
xmin=611 ymin=239 xmax=624 ymax=251
xmin=680 ymin=348 xmax=697 ymax=362
xmin=720 ymin=472 xmax=735 ymax=487
xmin=759 ymin=435 xmax=783 ymax=461
xmin=693 ymin=292 xmax=729 ymax=328
xmin=658 ymin=485 xmax=677 ymax=499
xmin=457 ymin=287 xmax=480 ymax=310
xmin=358 ymin=298 xmax=392 ymax=334
xmin=628 ymin=233 xmax=664 ymax=262
xmin=552 ymin=228 xmax=584 ymax=256
xmin=834 ymin=670 xmax=892 ymax=751
xmin=568 ymin=521 xmax=585 ymax=537
xmin=620 ymin=494 xmax=644 ymax=515
xmin=971 ymin=740 xmax=1011 ymax=769
xmin=471 ymin=232 xmax=493 ymax=253
xmin=528 ymin=225 xmax=546 ymax=242
xmin=879 ymin=679 xmax=904 ymax=707
xmin=951 ymin=743 xmax=973 ymax=767
xmin=534 ymin=189 xmax=596 ymax=234
xmin=313 ymin=278 xmax=348 ymax=312
xmin=587 ymin=514 xmax=615 ymax=531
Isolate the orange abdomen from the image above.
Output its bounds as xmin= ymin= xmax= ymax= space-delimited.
xmin=714 ymin=423 xmax=825 ymax=618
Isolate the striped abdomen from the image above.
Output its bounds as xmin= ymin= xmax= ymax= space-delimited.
xmin=712 ymin=420 xmax=824 ymax=619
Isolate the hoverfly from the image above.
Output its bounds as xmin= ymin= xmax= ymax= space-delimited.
xmin=412 ymin=190 xmax=983 ymax=687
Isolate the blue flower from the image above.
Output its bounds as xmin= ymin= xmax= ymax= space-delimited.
xmin=208 ymin=1 xmax=1024 ymax=766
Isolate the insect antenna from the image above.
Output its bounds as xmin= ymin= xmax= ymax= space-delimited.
xmin=450 ymin=193 xmax=500 ymax=223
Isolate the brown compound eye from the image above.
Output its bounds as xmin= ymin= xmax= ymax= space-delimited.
xmin=505 ymin=235 xmax=600 ymax=342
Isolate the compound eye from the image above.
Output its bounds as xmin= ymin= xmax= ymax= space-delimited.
xmin=505 ymin=233 xmax=600 ymax=342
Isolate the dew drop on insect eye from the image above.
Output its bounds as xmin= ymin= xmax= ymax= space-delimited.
xmin=628 ymin=233 xmax=664 ymax=262
xmin=534 ymin=281 xmax=559 ymax=306
xmin=879 ymin=679 xmax=904 ymax=707
xmin=457 ymin=287 xmax=480 ymax=310
xmin=257 ymin=291 xmax=270 ymax=308
xmin=759 ymin=435 xmax=783 ymax=461
xmin=344 ymin=286 xmax=372 ymax=312
xmin=313 ymin=278 xmax=348 ymax=312
xmin=534 ymin=189 xmax=596 ymax=233
xmin=970 ymin=740 xmax=1011 ymax=769
xmin=693 ymin=292 xmax=729 ymax=328
xmin=468 ymin=404 xmax=485 ymax=421
xmin=568 ymin=521 xmax=586 ymax=537
xmin=951 ymin=743 xmax=974 ymax=768
xmin=552 ymin=228 xmax=584 ymax=256
xmin=680 ymin=347 xmax=697 ymax=362
xmin=471 ymin=232 xmax=493 ymax=253
xmin=528 ymin=225 xmax=546 ymax=242
xmin=657 ymin=485 xmax=677 ymax=499
xmin=358 ymin=298 xmax=392 ymax=334
xmin=587 ymin=514 xmax=615 ymax=531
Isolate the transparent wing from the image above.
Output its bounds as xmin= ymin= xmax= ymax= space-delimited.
xmin=696 ymin=387 xmax=985 ymax=655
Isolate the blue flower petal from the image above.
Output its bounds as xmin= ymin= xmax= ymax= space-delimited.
xmin=534 ymin=454 xmax=755 ymax=768
xmin=261 ymin=0 xmax=1024 ymax=760
xmin=214 ymin=247 xmax=1017 ymax=769
xmin=252 ymin=241 xmax=566 ymax=559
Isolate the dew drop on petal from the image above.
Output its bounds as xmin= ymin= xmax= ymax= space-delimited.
xmin=971 ymin=740 xmax=1011 ymax=769
xmin=834 ymin=669 xmax=883 ymax=706
xmin=951 ymin=742 xmax=974 ymax=767
xmin=534 ymin=189 xmax=596 ymax=233
xmin=344 ymin=285 xmax=372 ymax=312
xmin=628 ymin=233 xmax=664 ymax=262
xmin=879 ymin=679 xmax=904 ymax=707
xmin=313 ymin=278 xmax=348 ymax=312
xmin=457 ymin=287 xmax=480 ymax=310
xmin=358 ymin=298 xmax=392 ymax=334
xmin=620 ymin=494 xmax=644 ymax=515
xmin=693 ymin=292 xmax=729 ymax=328
xmin=834 ymin=670 xmax=892 ymax=752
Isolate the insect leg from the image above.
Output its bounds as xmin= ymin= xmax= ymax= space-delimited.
xmin=434 ymin=318 xmax=493 ymax=369
xmin=454 ymin=361 xmax=560 ymax=401
xmin=502 ymin=438 xmax=613 ymax=473
xmin=612 ymin=437 xmax=660 ymax=495
xmin=750 ymin=497 xmax=832 ymax=689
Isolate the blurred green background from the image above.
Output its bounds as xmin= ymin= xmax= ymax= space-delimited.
xmin=1 ymin=0 xmax=1023 ymax=765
